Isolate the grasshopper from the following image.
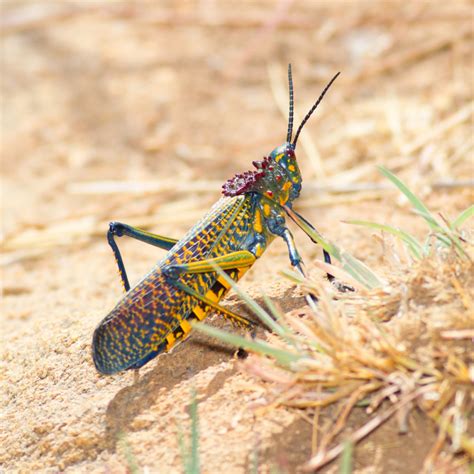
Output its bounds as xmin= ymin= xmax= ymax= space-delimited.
xmin=93 ymin=65 xmax=344 ymax=375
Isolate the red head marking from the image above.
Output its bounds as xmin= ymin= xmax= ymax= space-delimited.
xmin=222 ymin=170 xmax=266 ymax=196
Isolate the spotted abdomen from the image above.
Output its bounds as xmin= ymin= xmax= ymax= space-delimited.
xmin=92 ymin=196 xmax=254 ymax=375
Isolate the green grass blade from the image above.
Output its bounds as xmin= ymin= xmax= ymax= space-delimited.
xmin=315 ymin=239 xmax=382 ymax=288
xmin=117 ymin=432 xmax=140 ymax=474
xmin=193 ymin=322 xmax=302 ymax=366
xmin=340 ymin=251 xmax=384 ymax=289
xmin=261 ymin=294 xmax=301 ymax=350
xmin=189 ymin=389 xmax=200 ymax=474
xmin=339 ymin=441 xmax=354 ymax=474
xmin=412 ymin=209 xmax=465 ymax=253
xmin=209 ymin=263 xmax=287 ymax=336
xmin=422 ymin=235 xmax=434 ymax=256
xmin=283 ymin=251 xmax=382 ymax=291
xmin=284 ymin=205 xmax=384 ymax=288
xmin=178 ymin=390 xmax=200 ymax=474
xmin=378 ymin=166 xmax=469 ymax=258
xmin=347 ymin=219 xmax=424 ymax=259
xmin=250 ymin=445 xmax=259 ymax=474
xmin=177 ymin=424 xmax=188 ymax=474
xmin=378 ymin=166 xmax=442 ymax=231
xmin=451 ymin=205 xmax=474 ymax=229
xmin=280 ymin=269 xmax=305 ymax=284
xmin=262 ymin=285 xmax=327 ymax=354
xmin=437 ymin=231 xmax=468 ymax=258
xmin=433 ymin=232 xmax=455 ymax=248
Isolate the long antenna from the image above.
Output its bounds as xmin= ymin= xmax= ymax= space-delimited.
xmin=286 ymin=64 xmax=294 ymax=143
xmin=292 ymin=72 xmax=340 ymax=148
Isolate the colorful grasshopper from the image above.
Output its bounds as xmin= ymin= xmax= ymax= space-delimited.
xmin=93 ymin=65 xmax=341 ymax=375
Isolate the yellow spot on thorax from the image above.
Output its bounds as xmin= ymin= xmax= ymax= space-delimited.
xmin=279 ymin=182 xmax=292 ymax=205
xmin=263 ymin=204 xmax=271 ymax=217
xmin=253 ymin=209 xmax=263 ymax=233
xmin=288 ymin=164 xmax=296 ymax=172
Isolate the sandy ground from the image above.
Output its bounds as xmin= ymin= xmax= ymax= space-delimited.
xmin=1 ymin=1 xmax=473 ymax=473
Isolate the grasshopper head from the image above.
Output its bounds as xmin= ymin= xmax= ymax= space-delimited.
xmin=221 ymin=145 xmax=300 ymax=205
xmin=222 ymin=66 xmax=340 ymax=207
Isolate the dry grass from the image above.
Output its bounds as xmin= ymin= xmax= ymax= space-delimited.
xmin=237 ymin=245 xmax=473 ymax=471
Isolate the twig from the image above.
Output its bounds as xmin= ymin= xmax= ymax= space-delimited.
xmin=439 ymin=329 xmax=474 ymax=340
xmin=311 ymin=403 xmax=321 ymax=456
xmin=304 ymin=386 xmax=432 ymax=471
xmin=319 ymin=382 xmax=381 ymax=452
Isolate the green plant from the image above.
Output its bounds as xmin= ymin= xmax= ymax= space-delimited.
xmin=177 ymin=389 xmax=201 ymax=474
xmin=347 ymin=166 xmax=473 ymax=260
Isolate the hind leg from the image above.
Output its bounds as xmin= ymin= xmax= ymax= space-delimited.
xmin=107 ymin=221 xmax=179 ymax=291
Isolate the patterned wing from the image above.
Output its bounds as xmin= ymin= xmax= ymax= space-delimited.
xmin=92 ymin=195 xmax=255 ymax=374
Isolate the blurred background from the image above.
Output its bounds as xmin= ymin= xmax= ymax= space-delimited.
xmin=3 ymin=1 xmax=472 ymax=271
xmin=1 ymin=1 xmax=473 ymax=472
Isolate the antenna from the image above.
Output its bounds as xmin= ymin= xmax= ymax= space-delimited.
xmin=292 ymin=72 xmax=340 ymax=148
xmin=286 ymin=64 xmax=294 ymax=143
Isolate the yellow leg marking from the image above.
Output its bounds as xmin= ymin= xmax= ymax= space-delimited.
xmin=204 ymin=287 xmax=220 ymax=302
xmin=192 ymin=305 xmax=207 ymax=321
xmin=254 ymin=243 xmax=265 ymax=257
xmin=237 ymin=267 xmax=249 ymax=279
xmin=180 ymin=319 xmax=192 ymax=333
xmin=166 ymin=333 xmax=176 ymax=350
xmin=172 ymin=271 xmax=255 ymax=329
xmin=216 ymin=275 xmax=232 ymax=290
xmin=171 ymin=251 xmax=255 ymax=275
xmin=202 ymin=293 xmax=252 ymax=326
